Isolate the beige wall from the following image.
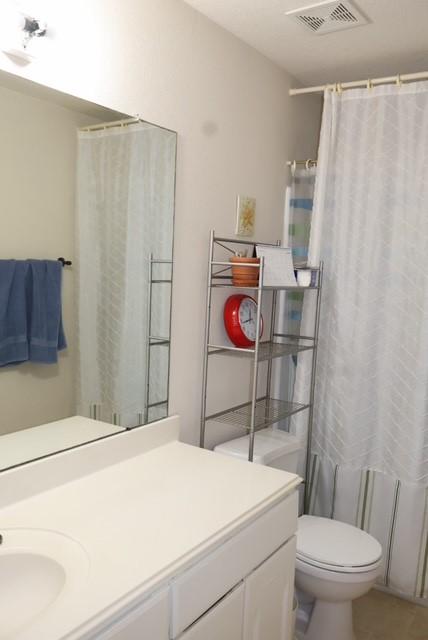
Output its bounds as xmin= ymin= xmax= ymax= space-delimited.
xmin=0 ymin=0 xmax=321 ymax=444
xmin=0 ymin=84 xmax=101 ymax=435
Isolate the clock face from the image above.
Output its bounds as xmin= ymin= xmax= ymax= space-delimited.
xmin=223 ymin=294 xmax=263 ymax=347
xmin=238 ymin=297 xmax=258 ymax=341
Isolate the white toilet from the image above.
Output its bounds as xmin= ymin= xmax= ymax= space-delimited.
xmin=214 ymin=427 xmax=382 ymax=640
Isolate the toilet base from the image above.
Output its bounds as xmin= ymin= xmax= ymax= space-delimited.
xmin=304 ymin=599 xmax=355 ymax=640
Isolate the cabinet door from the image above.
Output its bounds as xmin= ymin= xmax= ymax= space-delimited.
xmin=178 ymin=583 xmax=244 ymax=640
xmin=95 ymin=589 xmax=169 ymax=640
xmin=171 ymin=494 xmax=297 ymax=637
xmin=243 ymin=538 xmax=296 ymax=640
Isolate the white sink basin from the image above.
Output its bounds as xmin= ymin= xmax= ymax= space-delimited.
xmin=0 ymin=529 xmax=89 ymax=639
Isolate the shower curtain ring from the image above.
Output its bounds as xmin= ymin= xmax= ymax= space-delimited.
xmin=396 ymin=74 xmax=402 ymax=87
xmin=292 ymin=160 xmax=296 ymax=176
xmin=305 ymin=159 xmax=312 ymax=170
xmin=367 ymin=78 xmax=373 ymax=90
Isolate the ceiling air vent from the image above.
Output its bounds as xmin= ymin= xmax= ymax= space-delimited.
xmin=286 ymin=0 xmax=369 ymax=35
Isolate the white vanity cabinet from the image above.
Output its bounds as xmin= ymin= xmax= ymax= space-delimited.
xmin=170 ymin=493 xmax=297 ymax=637
xmin=178 ymin=539 xmax=296 ymax=640
xmin=94 ymin=493 xmax=298 ymax=640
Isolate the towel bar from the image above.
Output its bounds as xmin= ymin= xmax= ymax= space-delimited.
xmin=57 ymin=257 xmax=72 ymax=267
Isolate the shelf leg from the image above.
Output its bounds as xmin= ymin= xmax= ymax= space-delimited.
xmin=200 ymin=231 xmax=215 ymax=448
xmin=265 ymin=288 xmax=278 ymax=421
xmin=304 ymin=261 xmax=324 ymax=512
xmin=144 ymin=253 xmax=154 ymax=424
xmin=249 ymin=257 xmax=265 ymax=462
xmin=265 ymin=240 xmax=280 ymax=427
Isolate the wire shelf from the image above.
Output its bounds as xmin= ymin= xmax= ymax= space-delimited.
xmin=208 ymin=340 xmax=314 ymax=361
xmin=206 ymin=397 xmax=310 ymax=432
xmin=210 ymin=283 xmax=319 ymax=291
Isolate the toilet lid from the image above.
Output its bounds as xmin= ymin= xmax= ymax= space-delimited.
xmin=297 ymin=516 xmax=382 ymax=571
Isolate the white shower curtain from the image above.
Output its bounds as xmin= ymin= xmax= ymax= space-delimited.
xmin=76 ymin=122 xmax=176 ymax=427
xmin=292 ymin=82 xmax=428 ymax=602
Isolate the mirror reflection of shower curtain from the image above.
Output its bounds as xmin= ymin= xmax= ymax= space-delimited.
xmin=76 ymin=123 xmax=175 ymax=427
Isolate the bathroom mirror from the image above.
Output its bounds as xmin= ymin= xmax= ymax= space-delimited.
xmin=0 ymin=70 xmax=176 ymax=471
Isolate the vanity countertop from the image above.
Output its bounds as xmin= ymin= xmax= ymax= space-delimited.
xmin=0 ymin=416 xmax=300 ymax=640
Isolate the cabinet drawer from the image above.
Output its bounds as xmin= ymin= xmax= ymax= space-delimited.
xmin=171 ymin=492 xmax=298 ymax=636
xmin=92 ymin=588 xmax=169 ymax=640
xmin=177 ymin=583 xmax=244 ymax=640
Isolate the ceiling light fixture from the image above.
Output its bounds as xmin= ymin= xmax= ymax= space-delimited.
xmin=0 ymin=4 xmax=47 ymax=62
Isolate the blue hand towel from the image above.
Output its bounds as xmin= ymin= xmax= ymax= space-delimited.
xmin=27 ymin=260 xmax=67 ymax=364
xmin=0 ymin=260 xmax=30 ymax=365
xmin=0 ymin=259 xmax=67 ymax=366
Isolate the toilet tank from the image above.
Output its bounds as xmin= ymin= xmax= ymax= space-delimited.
xmin=214 ymin=427 xmax=301 ymax=473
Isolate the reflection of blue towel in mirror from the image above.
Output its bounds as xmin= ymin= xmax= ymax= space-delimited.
xmin=0 ymin=259 xmax=67 ymax=366
xmin=27 ymin=260 xmax=67 ymax=363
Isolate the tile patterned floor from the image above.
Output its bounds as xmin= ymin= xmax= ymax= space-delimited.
xmin=354 ymin=589 xmax=428 ymax=640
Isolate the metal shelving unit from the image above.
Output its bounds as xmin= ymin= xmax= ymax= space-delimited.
xmin=200 ymin=231 xmax=323 ymax=508
xmin=144 ymin=254 xmax=172 ymax=423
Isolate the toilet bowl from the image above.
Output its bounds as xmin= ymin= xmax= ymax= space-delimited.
xmin=295 ymin=515 xmax=382 ymax=640
xmin=214 ymin=428 xmax=383 ymax=640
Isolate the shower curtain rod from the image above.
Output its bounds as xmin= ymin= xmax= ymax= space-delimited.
xmin=78 ymin=116 xmax=177 ymax=136
xmin=79 ymin=117 xmax=140 ymax=132
xmin=289 ymin=70 xmax=428 ymax=96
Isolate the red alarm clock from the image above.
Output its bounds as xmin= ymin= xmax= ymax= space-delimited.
xmin=224 ymin=294 xmax=263 ymax=347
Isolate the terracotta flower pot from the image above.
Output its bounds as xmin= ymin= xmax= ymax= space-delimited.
xmin=230 ymin=256 xmax=260 ymax=287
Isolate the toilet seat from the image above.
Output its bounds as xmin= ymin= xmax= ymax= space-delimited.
xmin=297 ymin=516 xmax=382 ymax=574
xmin=297 ymin=553 xmax=382 ymax=574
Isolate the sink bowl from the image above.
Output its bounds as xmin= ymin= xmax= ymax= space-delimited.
xmin=0 ymin=529 xmax=89 ymax=639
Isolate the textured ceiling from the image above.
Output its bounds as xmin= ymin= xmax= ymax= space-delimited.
xmin=183 ymin=0 xmax=428 ymax=87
